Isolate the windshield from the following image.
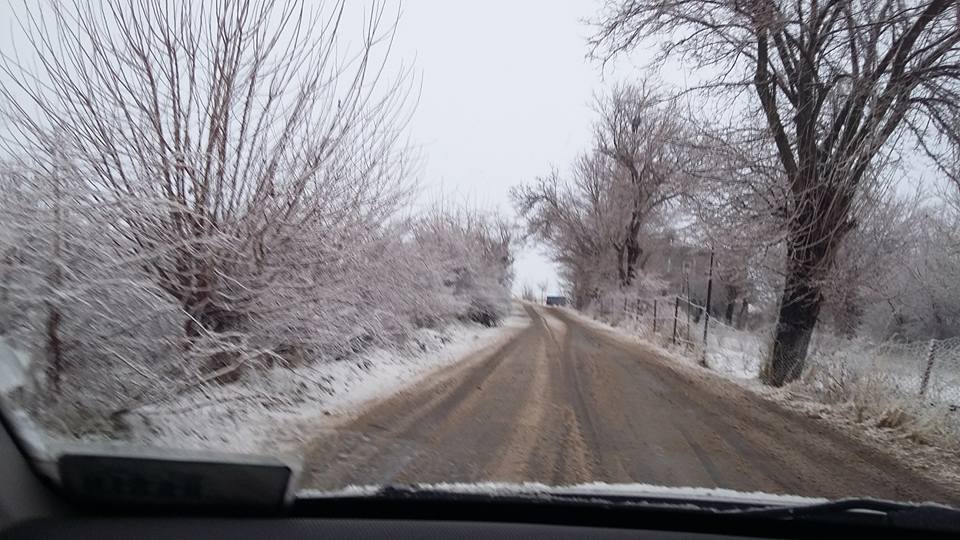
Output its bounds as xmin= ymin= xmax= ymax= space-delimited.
xmin=2 ymin=0 xmax=960 ymax=513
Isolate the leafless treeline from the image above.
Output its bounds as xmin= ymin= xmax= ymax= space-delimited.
xmin=516 ymin=0 xmax=960 ymax=386
xmin=513 ymin=83 xmax=689 ymax=307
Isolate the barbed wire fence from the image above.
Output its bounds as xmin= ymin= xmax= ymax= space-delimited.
xmin=586 ymin=292 xmax=960 ymax=412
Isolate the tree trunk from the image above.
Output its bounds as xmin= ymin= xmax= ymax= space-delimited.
xmin=614 ymin=245 xmax=627 ymax=286
xmin=763 ymin=270 xmax=824 ymax=387
xmin=736 ymin=298 xmax=749 ymax=329
xmin=834 ymin=289 xmax=862 ymax=338
xmin=724 ymin=302 xmax=735 ymax=325
xmin=615 ymin=239 xmax=642 ymax=288
xmin=625 ymin=240 xmax=642 ymax=286
xmin=44 ymin=305 xmax=63 ymax=392
xmin=723 ymin=284 xmax=738 ymax=325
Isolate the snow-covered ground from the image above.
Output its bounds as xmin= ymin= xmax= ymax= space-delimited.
xmin=0 ymin=303 xmax=529 ymax=461
xmin=0 ymin=338 xmax=30 ymax=393
xmin=588 ymin=301 xmax=960 ymax=410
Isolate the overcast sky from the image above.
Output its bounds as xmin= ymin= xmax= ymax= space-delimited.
xmin=0 ymin=0 xmax=655 ymax=296
xmin=0 ymin=0 xmax=940 ymax=299
xmin=385 ymin=0 xmax=647 ymax=294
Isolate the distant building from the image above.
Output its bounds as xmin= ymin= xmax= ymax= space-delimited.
xmin=545 ymin=296 xmax=567 ymax=307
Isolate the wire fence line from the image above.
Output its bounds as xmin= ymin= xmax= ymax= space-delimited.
xmin=590 ymin=294 xmax=960 ymax=409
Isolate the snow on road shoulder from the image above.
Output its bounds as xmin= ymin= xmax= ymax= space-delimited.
xmin=0 ymin=303 xmax=531 ymax=462
xmin=557 ymin=307 xmax=684 ymax=362
xmin=133 ymin=307 xmax=529 ymax=457
xmin=0 ymin=338 xmax=59 ymax=461
xmin=0 ymin=337 xmax=30 ymax=393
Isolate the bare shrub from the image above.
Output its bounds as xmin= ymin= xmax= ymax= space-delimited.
xmin=0 ymin=1 xmax=514 ymax=438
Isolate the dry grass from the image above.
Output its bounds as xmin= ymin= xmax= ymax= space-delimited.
xmin=797 ymin=353 xmax=960 ymax=450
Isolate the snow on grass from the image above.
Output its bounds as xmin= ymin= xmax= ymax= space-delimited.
xmin=0 ymin=338 xmax=60 ymax=463
xmin=130 ymin=302 xmax=529 ymax=456
xmin=578 ymin=302 xmax=958 ymax=419
xmin=129 ymin=322 xmax=523 ymax=457
xmin=703 ymin=326 xmax=766 ymax=380
xmin=0 ymin=337 xmax=30 ymax=393
xmin=0 ymin=303 xmax=530 ymax=462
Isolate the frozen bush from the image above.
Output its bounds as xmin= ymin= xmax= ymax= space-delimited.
xmin=412 ymin=206 xmax=515 ymax=327
xmin=0 ymin=1 xmax=515 ymax=439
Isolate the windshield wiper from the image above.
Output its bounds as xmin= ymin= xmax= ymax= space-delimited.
xmin=296 ymin=486 xmax=960 ymax=535
xmin=729 ymin=498 xmax=960 ymax=531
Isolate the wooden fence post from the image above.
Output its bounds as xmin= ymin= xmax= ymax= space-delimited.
xmin=920 ymin=339 xmax=937 ymax=398
xmin=672 ymin=296 xmax=679 ymax=344
xmin=653 ymin=299 xmax=658 ymax=333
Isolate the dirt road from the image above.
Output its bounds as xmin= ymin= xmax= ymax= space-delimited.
xmin=301 ymin=305 xmax=960 ymax=504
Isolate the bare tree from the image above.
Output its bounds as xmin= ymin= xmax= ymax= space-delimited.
xmin=0 ymin=0 xmax=432 ymax=425
xmin=512 ymin=170 xmax=613 ymax=307
xmin=594 ymin=83 xmax=688 ymax=286
xmin=0 ymin=0 xmax=413 ymax=370
xmin=412 ymin=204 xmax=515 ymax=326
xmin=513 ymin=81 xmax=689 ymax=304
xmin=520 ymin=283 xmax=537 ymax=302
xmin=0 ymin=1 xmax=523 ymax=440
xmin=593 ymin=0 xmax=960 ymax=385
xmin=858 ymin=194 xmax=960 ymax=340
xmin=817 ymin=190 xmax=920 ymax=336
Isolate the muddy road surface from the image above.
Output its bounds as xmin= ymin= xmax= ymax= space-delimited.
xmin=301 ymin=305 xmax=960 ymax=504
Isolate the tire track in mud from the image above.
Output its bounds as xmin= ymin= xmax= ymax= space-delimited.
xmin=304 ymin=305 xmax=550 ymax=487
xmin=487 ymin=329 xmax=551 ymax=480
xmin=517 ymin=309 xmax=596 ymax=485
xmin=302 ymin=319 xmax=531 ymax=487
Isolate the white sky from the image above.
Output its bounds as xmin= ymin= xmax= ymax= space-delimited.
xmin=384 ymin=0 xmax=647 ymax=294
